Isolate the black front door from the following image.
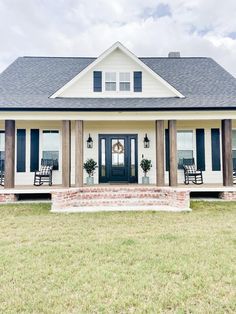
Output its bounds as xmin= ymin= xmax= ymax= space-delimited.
xmin=99 ymin=134 xmax=138 ymax=183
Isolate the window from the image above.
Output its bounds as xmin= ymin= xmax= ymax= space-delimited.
xmin=130 ymin=138 xmax=136 ymax=176
xmin=105 ymin=72 xmax=116 ymax=91
xmin=42 ymin=130 xmax=59 ymax=170
xmin=112 ymin=139 xmax=125 ymax=167
xmin=177 ymin=131 xmax=193 ymax=169
xmin=104 ymin=72 xmax=133 ymax=92
xmin=119 ymin=72 xmax=130 ymax=91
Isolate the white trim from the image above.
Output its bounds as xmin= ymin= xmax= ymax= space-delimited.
xmin=50 ymin=42 xmax=185 ymax=99
xmin=0 ymin=110 xmax=235 ymax=121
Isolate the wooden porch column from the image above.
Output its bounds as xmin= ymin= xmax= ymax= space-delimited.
xmin=75 ymin=120 xmax=83 ymax=187
xmin=221 ymin=119 xmax=233 ymax=186
xmin=156 ymin=120 xmax=165 ymax=186
xmin=62 ymin=120 xmax=71 ymax=187
xmin=168 ymin=120 xmax=177 ymax=186
xmin=5 ymin=120 xmax=15 ymax=189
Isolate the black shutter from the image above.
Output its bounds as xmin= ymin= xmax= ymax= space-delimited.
xmin=0 ymin=130 xmax=5 ymax=163
xmin=17 ymin=129 xmax=26 ymax=172
xmin=165 ymin=129 xmax=169 ymax=171
xmin=134 ymin=71 xmax=142 ymax=92
xmin=211 ymin=128 xmax=221 ymax=171
xmin=30 ymin=129 xmax=39 ymax=172
xmin=93 ymin=71 xmax=102 ymax=92
xmin=196 ymin=129 xmax=205 ymax=171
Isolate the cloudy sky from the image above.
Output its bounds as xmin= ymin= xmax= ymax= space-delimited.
xmin=1 ymin=0 xmax=236 ymax=76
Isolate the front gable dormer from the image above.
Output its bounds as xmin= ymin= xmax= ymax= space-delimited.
xmin=50 ymin=42 xmax=184 ymax=99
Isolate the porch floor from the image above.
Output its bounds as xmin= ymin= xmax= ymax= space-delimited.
xmin=0 ymin=183 xmax=236 ymax=194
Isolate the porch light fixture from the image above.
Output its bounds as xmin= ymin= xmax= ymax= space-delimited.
xmin=87 ymin=134 xmax=93 ymax=148
xmin=143 ymin=133 xmax=150 ymax=148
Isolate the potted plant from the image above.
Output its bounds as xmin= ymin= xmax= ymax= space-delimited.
xmin=83 ymin=159 xmax=98 ymax=185
xmin=140 ymin=158 xmax=152 ymax=184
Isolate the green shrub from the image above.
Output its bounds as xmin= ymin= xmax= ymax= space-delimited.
xmin=83 ymin=159 xmax=98 ymax=177
xmin=140 ymin=158 xmax=152 ymax=177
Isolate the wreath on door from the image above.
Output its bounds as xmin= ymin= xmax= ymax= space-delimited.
xmin=112 ymin=141 xmax=124 ymax=154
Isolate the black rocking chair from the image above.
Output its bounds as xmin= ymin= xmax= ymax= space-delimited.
xmin=182 ymin=158 xmax=203 ymax=185
xmin=0 ymin=159 xmax=4 ymax=186
xmin=34 ymin=159 xmax=53 ymax=186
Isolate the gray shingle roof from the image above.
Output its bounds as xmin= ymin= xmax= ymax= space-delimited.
xmin=0 ymin=55 xmax=236 ymax=110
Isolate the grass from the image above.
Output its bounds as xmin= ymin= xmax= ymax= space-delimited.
xmin=0 ymin=202 xmax=236 ymax=313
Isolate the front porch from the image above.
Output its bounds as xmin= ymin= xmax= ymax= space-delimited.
xmin=1 ymin=117 xmax=235 ymax=187
xmin=0 ymin=112 xmax=235 ymax=209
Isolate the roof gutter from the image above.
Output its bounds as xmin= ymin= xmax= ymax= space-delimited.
xmin=0 ymin=107 xmax=235 ymax=112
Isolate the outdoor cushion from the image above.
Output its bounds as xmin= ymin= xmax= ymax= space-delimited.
xmin=37 ymin=165 xmax=52 ymax=175
xmin=183 ymin=165 xmax=201 ymax=174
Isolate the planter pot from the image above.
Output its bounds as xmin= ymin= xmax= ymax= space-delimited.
xmin=142 ymin=176 xmax=150 ymax=184
xmin=86 ymin=177 xmax=94 ymax=185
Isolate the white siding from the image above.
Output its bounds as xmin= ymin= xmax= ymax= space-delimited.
xmin=60 ymin=48 xmax=177 ymax=98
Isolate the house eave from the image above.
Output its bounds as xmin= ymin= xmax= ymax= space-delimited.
xmin=0 ymin=106 xmax=236 ymax=112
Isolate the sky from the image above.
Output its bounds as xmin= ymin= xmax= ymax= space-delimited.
xmin=0 ymin=0 xmax=236 ymax=76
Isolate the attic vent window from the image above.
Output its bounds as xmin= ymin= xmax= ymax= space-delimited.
xmin=105 ymin=72 xmax=116 ymax=91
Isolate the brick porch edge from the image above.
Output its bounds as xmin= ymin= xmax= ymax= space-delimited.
xmin=219 ymin=191 xmax=236 ymax=200
xmin=51 ymin=186 xmax=191 ymax=212
xmin=0 ymin=194 xmax=17 ymax=203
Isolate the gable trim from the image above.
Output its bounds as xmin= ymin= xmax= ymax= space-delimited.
xmin=50 ymin=42 xmax=185 ymax=99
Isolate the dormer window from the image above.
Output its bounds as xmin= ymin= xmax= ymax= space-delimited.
xmin=104 ymin=72 xmax=131 ymax=92
xmin=105 ymin=72 xmax=116 ymax=91
xmin=98 ymin=71 xmax=142 ymax=93
xmin=119 ymin=72 xmax=130 ymax=91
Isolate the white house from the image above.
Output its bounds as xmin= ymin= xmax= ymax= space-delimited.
xmin=0 ymin=42 xmax=236 ymax=210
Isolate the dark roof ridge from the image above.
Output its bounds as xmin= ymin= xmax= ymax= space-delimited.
xmin=21 ymin=55 xmax=212 ymax=60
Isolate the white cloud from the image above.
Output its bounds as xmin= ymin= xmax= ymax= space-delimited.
xmin=0 ymin=0 xmax=236 ymax=76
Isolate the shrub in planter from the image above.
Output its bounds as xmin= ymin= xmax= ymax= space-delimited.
xmin=83 ymin=159 xmax=98 ymax=185
xmin=140 ymin=158 xmax=152 ymax=184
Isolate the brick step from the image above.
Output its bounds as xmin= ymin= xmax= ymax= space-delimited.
xmin=69 ymin=191 xmax=170 ymax=200
xmin=71 ymin=198 xmax=170 ymax=207
xmin=76 ymin=187 xmax=168 ymax=193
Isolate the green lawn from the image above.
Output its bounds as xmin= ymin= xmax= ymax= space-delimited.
xmin=0 ymin=202 xmax=236 ymax=313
